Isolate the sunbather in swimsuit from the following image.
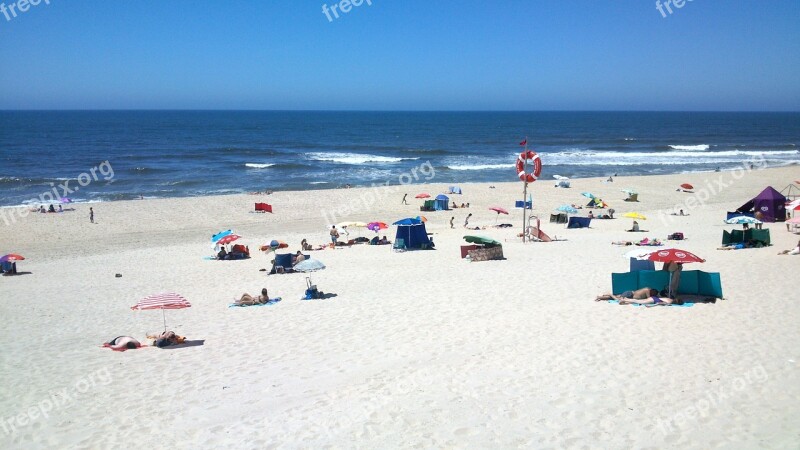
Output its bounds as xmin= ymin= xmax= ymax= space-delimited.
xmin=105 ymin=336 xmax=142 ymax=351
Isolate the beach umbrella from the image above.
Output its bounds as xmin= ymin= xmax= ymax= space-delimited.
xmin=623 ymin=212 xmax=647 ymax=220
xmin=581 ymin=192 xmax=596 ymax=199
xmin=260 ymin=240 xmax=288 ymax=253
xmin=680 ymin=183 xmax=694 ymax=190
xmin=648 ymin=248 xmax=704 ymax=264
xmin=557 ymin=205 xmax=578 ymax=214
xmin=463 ymin=235 xmax=502 ymax=246
xmin=216 ymin=234 xmax=241 ymax=245
xmin=0 ymin=253 xmax=25 ymax=262
xmin=393 ymin=217 xmax=422 ymax=226
xmin=553 ymin=175 xmax=569 ymax=181
xmin=725 ymin=216 xmax=761 ymax=225
xmin=489 ymin=206 xmax=509 ymax=224
xmin=211 ymin=230 xmax=233 ymax=243
xmin=623 ymin=247 xmax=675 ymax=260
xmin=786 ymin=217 xmax=800 ymax=224
xmin=294 ymin=259 xmax=326 ymax=273
xmin=415 ymin=193 xmax=430 ymax=199
xmin=786 ymin=199 xmax=800 ymax=211
xmin=648 ymin=249 xmax=705 ymax=297
xmin=415 ymin=215 xmax=428 ymax=223
xmin=367 ymin=221 xmax=387 ymax=232
xmin=131 ymin=292 xmax=191 ymax=333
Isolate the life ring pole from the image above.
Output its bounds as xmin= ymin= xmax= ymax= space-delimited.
xmin=521 ymin=137 xmax=529 ymax=243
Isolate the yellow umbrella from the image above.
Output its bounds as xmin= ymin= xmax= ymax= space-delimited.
xmin=623 ymin=212 xmax=647 ymax=220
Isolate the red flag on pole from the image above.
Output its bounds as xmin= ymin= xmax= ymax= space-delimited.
xmin=519 ymin=139 xmax=527 ymax=146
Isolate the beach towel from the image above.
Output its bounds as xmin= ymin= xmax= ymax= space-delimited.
xmin=228 ymin=298 xmax=282 ymax=308
xmin=606 ymin=300 xmax=694 ymax=308
xmin=101 ymin=344 xmax=148 ymax=352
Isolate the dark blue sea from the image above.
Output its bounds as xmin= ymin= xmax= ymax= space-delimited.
xmin=0 ymin=111 xmax=798 ymax=206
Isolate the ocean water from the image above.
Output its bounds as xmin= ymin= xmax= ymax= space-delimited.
xmin=0 ymin=111 xmax=798 ymax=206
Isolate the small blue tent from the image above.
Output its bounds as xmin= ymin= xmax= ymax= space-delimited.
xmin=434 ymin=194 xmax=450 ymax=211
xmin=448 ymin=186 xmax=462 ymax=194
xmin=392 ymin=218 xmax=433 ymax=250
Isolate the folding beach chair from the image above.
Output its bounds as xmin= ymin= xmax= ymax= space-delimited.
xmin=393 ymin=238 xmax=407 ymax=252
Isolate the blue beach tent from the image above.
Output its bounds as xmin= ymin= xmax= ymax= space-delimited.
xmin=392 ymin=218 xmax=433 ymax=250
xmin=434 ymin=194 xmax=450 ymax=211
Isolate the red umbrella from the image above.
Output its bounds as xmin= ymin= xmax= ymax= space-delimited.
xmin=131 ymin=293 xmax=191 ymax=332
xmin=0 ymin=253 xmax=25 ymax=262
xmin=415 ymin=193 xmax=431 ymax=199
xmin=648 ymin=249 xmax=704 ymax=297
xmin=680 ymin=183 xmax=694 ymax=190
xmin=216 ymin=234 xmax=241 ymax=245
xmin=648 ymin=248 xmax=705 ymax=264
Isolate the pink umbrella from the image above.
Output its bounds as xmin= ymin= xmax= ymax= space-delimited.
xmin=415 ymin=193 xmax=431 ymax=199
xmin=489 ymin=206 xmax=509 ymax=224
xmin=786 ymin=217 xmax=800 ymax=224
xmin=131 ymin=292 xmax=192 ymax=332
xmin=216 ymin=234 xmax=241 ymax=245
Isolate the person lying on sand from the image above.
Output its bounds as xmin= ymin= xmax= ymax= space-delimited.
xmin=235 ymin=288 xmax=269 ymax=306
xmin=620 ymin=296 xmax=682 ymax=307
xmin=104 ymin=336 xmax=142 ymax=351
xmin=778 ymin=240 xmax=800 ymax=255
xmin=612 ymin=241 xmax=633 ymax=246
xmin=596 ymin=287 xmax=656 ymax=302
xmin=148 ymin=331 xmax=186 ymax=348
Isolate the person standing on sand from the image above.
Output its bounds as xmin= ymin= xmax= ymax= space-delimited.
xmin=89 ymin=207 xmax=94 ymax=224
xmin=450 ymin=217 xmax=455 ymax=229
xmin=402 ymin=193 xmax=408 ymax=205
xmin=754 ymin=211 xmax=764 ymax=229
xmin=464 ymin=213 xmax=472 ymax=228
xmin=329 ymin=225 xmax=339 ymax=247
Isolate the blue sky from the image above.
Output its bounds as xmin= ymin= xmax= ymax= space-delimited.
xmin=0 ymin=0 xmax=798 ymax=110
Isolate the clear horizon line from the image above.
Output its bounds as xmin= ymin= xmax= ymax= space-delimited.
xmin=1 ymin=109 xmax=799 ymax=113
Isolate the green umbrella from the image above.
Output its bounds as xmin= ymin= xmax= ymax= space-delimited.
xmin=463 ymin=235 xmax=502 ymax=246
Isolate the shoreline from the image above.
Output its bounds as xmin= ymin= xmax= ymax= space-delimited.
xmin=1 ymin=164 xmax=799 ymax=448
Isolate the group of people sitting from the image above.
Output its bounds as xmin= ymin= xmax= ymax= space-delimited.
xmin=32 ymin=204 xmax=63 ymax=213
xmin=217 ymin=245 xmax=250 ymax=260
xmin=104 ymin=331 xmax=186 ymax=351
xmin=370 ymin=235 xmax=391 ymax=245
xmin=588 ymin=209 xmax=614 ymax=220
xmin=451 ymin=203 xmax=470 ymax=209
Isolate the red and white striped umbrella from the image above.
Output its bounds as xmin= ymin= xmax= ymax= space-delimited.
xmin=131 ymin=293 xmax=191 ymax=331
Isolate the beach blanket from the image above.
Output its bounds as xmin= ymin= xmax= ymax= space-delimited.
xmin=228 ymin=298 xmax=282 ymax=308
xmin=606 ymin=300 xmax=694 ymax=308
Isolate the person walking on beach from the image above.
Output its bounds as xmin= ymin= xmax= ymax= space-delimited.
xmin=329 ymin=225 xmax=339 ymax=247
xmin=89 ymin=207 xmax=94 ymax=224
xmin=450 ymin=217 xmax=455 ymax=229
xmin=464 ymin=213 xmax=472 ymax=228
xmin=402 ymin=193 xmax=408 ymax=205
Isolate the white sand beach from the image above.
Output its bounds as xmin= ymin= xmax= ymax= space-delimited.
xmin=1 ymin=166 xmax=799 ymax=449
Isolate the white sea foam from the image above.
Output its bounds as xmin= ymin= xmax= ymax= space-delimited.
xmin=669 ymin=144 xmax=710 ymax=151
xmin=245 ymin=163 xmax=276 ymax=169
xmin=307 ymin=152 xmax=418 ymax=164
xmin=447 ymin=164 xmax=513 ymax=171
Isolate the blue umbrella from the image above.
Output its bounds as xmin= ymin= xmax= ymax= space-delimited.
xmin=393 ymin=218 xmax=422 ymax=226
xmin=294 ymin=259 xmax=326 ymax=272
xmin=725 ymin=216 xmax=762 ymax=225
xmin=556 ymin=205 xmax=578 ymax=214
xmin=211 ymin=230 xmax=232 ymax=242
xmin=581 ymin=192 xmax=595 ymax=199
